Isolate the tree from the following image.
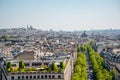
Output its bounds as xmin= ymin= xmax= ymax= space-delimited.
xmin=51 ymin=62 xmax=55 ymax=71
xmin=72 ymin=47 xmax=87 ymax=80
xmin=7 ymin=62 xmax=11 ymax=69
xmin=19 ymin=60 xmax=24 ymax=69
xmin=87 ymin=44 xmax=114 ymax=80
xmin=74 ymin=65 xmax=81 ymax=73
xmin=110 ymin=69 xmax=115 ymax=80
xmin=60 ymin=62 xmax=64 ymax=69
xmin=72 ymin=73 xmax=80 ymax=80
xmin=80 ymin=45 xmax=86 ymax=52
xmin=49 ymin=62 xmax=58 ymax=71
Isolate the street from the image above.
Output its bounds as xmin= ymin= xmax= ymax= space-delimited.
xmin=86 ymin=51 xmax=95 ymax=80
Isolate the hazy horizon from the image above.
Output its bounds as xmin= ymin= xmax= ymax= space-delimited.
xmin=0 ymin=0 xmax=120 ymax=31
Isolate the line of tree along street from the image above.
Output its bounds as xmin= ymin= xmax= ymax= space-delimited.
xmin=72 ymin=45 xmax=87 ymax=80
xmin=87 ymin=44 xmax=115 ymax=80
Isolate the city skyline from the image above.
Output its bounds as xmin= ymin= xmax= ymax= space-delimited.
xmin=0 ymin=0 xmax=120 ymax=31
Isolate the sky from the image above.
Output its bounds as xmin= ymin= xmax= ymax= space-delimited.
xmin=0 ymin=0 xmax=120 ymax=31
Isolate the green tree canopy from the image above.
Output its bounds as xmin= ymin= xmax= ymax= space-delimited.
xmin=60 ymin=62 xmax=65 ymax=70
xmin=19 ymin=60 xmax=25 ymax=69
xmin=7 ymin=62 xmax=11 ymax=69
xmin=49 ymin=62 xmax=58 ymax=71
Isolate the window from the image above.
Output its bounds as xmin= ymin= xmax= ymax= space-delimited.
xmin=26 ymin=76 xmax=28 ymax=79
xmin=52 ymin=75 xmax=55 ymax=78
xmin=11 ymin=76 xmax=14 ymax=80
xmin=32 ymin=63 xmax=41 ymax=66
xmin=37 ymin=75 xmax=40 ymax=79
xmin=45 ymin=75 xmax=47 ymax=78
xmin=41 ymin=75 xmax=44 ymax=79
xmin=18 ymin=76 xmax=20 ymax=79
xmin=25 ymin=63 xmax=30 ymax=66
xmin=22 ymin=76 xmax=24 ymax=79
xmin=44 ymin=63 xmax=48 ymax=66
xmin=30 ymin=76 xmax=32 ymax=79
xmin=49 ymin=75 xmax=51 ymax=78
xmin=58 ymin=75 xmax=61 ymax=78
xmin=12 ymin=64 xmax=16 ymax=67
xmin=34 ymin=76 xmax=36 ymax=79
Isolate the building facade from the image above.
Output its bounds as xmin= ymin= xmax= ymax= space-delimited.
xmin=1 ymin=53 xmax=73 ymax=80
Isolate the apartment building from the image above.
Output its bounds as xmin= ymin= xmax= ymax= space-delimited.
xmin=102 ymin=46 xmax=120 ymax=80
xmin=1 ymin=52 xmax=73 ymax=80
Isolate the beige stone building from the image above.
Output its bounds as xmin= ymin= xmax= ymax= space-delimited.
xmin=1 ymin=52 xmax=73 ymax=80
